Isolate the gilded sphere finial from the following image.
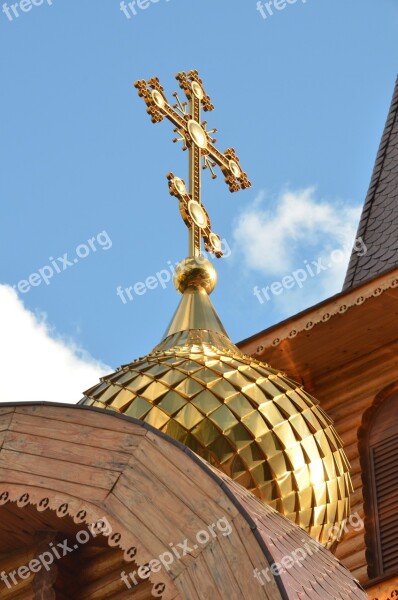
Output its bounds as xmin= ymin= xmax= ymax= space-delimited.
xmin=173 ymin=257 xmax=217 ymax=294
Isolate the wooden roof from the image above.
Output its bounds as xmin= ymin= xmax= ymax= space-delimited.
xmin=0 ymin=403 xmax=367 ymax=600
xmin=238 ymin=268 xmax=398 ymax=387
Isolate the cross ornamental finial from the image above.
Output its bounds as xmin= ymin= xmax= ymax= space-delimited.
xmin=134 ymin=70 xmax=251 ymax=258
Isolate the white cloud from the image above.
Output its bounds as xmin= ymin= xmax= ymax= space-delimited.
xmin=0 ymin=285 xmax=111 ymax=403
xmin=233 ymin=187 xmax=361 ymax=278
xmin=232 ymin=187 xmax=363 ymax=314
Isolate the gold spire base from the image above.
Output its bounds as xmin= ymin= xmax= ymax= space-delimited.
xmin=163 ymin=287 xmax=227 ymax=339
xmin=173 ymin=257 xmax=217 ymax=294
xmin=163 ymin=261 xmax=226 ymax=339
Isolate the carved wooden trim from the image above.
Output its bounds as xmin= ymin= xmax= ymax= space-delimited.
xmin=0 ymin=485 xmax=167 ymax=599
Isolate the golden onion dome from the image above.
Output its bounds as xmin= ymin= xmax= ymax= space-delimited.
xmin=79 ymin=258 xmax=352 ymax=548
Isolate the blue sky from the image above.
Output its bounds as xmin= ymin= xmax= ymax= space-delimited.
xmin=1 ymin=0 xmax=397 ymax=401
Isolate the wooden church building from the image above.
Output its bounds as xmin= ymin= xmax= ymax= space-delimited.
xmin=0 ymin=72 xmax=396 ymax=599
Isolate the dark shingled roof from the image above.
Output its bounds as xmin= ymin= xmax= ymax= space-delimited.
xmin=343 ymin=77 xmax=398 ymax=290
xmin=216 ymin=472 xmax=367 ymax=600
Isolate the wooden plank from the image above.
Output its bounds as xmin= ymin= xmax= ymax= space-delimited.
xmin=335 ymin=532 xmax=366 ymax=558
xmin=144 ymin=432 xmax=237 ymax=517
xmin=0 ymin=576 xmax=32 ymax=599
xmin=0 ymin=506 xmax=40 ymax=550
xmin=121 ymin=461 xmax=213 ymax=546
xmin=2 ymin=432 xmax=131 ymax=473
xmin=350 ymin=488 xmax=364 ymax=507
xmin=0 ymin=544 xmax=36 ymax=572
xmin=103 ymin=587 xmax=154 ymax=600
xmin=0 ymin=499 xmax=111 ymax=551
xmin=351 ymin=564 xmax=368 ymax=583
xmin=319 ymin=365 xmax=395 ymax=405
xmin=334 ymin=412 xmax=362 ymax=436
xmin=201 ymin=540 xmax=245 ymax=600
xmin=74 ymin=549 xmax=126 ymax=584
xmin=119 ymin=460 xmax=268 ymax=596
xmin=133 ymin=438 xmax=238 ymax=524
xmin=320 ymin=384 xmax=379 ymax=407
xmin=0 ymin=468 xmax=109 ymax=503
xmin=15 ymin=405 xmax=147 ymax=436
xmin=173 ymin=570 xmax=201 ymax=600
xmin=264 ymin=329 xmax=398 ymax=399
xmin=324 ymin=395 xmax=371 ymax=422
xmin=350 ymin=472 xmax=362 ymax=492
xmin=77 ymin=564 xmax=151 ymax=599
xmin=10 ymin=589 xmax=35 ymax=600
xmin=31 ymin=532 xmax=57 ymax=600
xmin=232 ymin=516 xmax=280 ymax=600
xmin=102 ymin=493 xmax=163 ymax=565
xmin=312 ymin=335 xmax=398 ymax=382
xmin=346 ymin=508 xmax=365 ymax=530
xmin=340 ymin=548 xmax=367 ymax=572
xmin=184 ymin=552 xmax=223 ymax=600
xmin=9 ymin=413 xmax=143 ymax=454
xmin=0 ymin=412 xmax=15 ymax=433
xmin=346 ymin=455 xmax=360 ymax=473
xmin=112 ymin=474 xmax=192 ymax=573
xmin=0 ymin=449 xmax=119 ymax=491
xmin=0 ymin=407 xmax=16 ymax=416
xmin=216 ymin=516 xmax=277 ymax=599
xmin=340 ymin=438 xmax=360 ymax=457
xmin=102 ymin=494 xmax=178 ymax=596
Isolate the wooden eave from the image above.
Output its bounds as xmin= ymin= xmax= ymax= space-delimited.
xmin=237 ymin=267 xmax=398 ymax=387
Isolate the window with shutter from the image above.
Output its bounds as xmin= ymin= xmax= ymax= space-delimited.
xmin=368 ymin=393 xmax=398 ymax=577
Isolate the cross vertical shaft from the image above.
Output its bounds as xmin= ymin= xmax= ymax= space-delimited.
xmin=189 ymin=91 xmax=201 ymax=257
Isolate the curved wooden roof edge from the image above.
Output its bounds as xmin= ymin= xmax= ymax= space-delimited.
xmin=0 ymin=402 xmax=367 ymax=600
xmin=237 ymin=266 xmax=398 ymax=356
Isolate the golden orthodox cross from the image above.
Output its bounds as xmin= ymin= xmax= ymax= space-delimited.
xmin=134 ymin=70 xmax=251 ymax=258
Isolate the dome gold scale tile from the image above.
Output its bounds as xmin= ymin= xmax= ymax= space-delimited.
xmin=79 ymin=280 xmax=352 ymax=548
